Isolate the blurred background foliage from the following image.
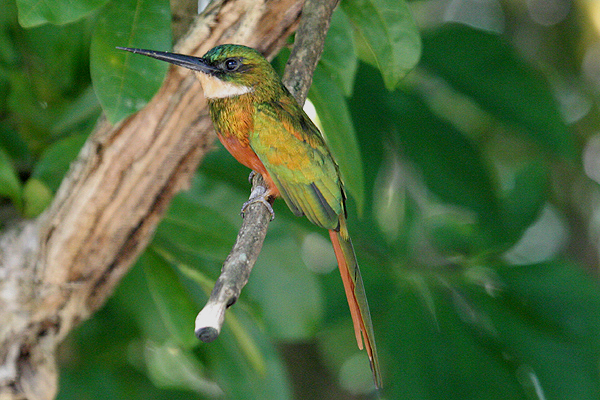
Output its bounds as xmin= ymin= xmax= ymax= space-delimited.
xmin=1 ymin=0 xmax=600 ymax=398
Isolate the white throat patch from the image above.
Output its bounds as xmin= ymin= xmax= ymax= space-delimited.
xmin=195 ymin=72 xmax=253 ymax=99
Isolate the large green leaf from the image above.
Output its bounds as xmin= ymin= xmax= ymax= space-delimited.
xmin=490 ymin=261 xmax=600 ymax=399
xmin=349 ymin=63 xmax=503 ymax=245
xmin=421 ymin=24 xmax=575 ymax=159
xmin=143 ymin=341 xmax=223 ymax=397
xmin=91 ymin=0 xmax=171 ymax=124
xmin=0 ymin=121 xmax=30 ymax=163
xmin=0 ymin=0 xmax=18 ymax=29
xmin=209 ymin=311 xmax=293 ymax=400
xmin=51 ymin=86 xmax=102 ymax=135
xmin=8 ymin=20 xmax=92 ymax=155
xmin=380 ymin=259 xmax=600 ymax=400
xmin=0 ymin=15 xmax=18 ymax=71
xmin=342 ymin=0 xmax=421 ymax=90
xmin=244 ymin=227 xmax=325 ymax=341
xmin=500 ymin=161 xmax=549 ymax=244
xmin=17 ymin=0 xmax=109 ymax=27
xmin=31 ymin=133 xmax=88 ymax=192
xmin=8 ymin=71 xmax=57 ymax=154
xmin=140 ymin=250 xmax=198 ymax=349
xmin=0 ymin=146 xmax=22 ymax=209
xmin=383 ymin=271 xmax=526 ymax=399
xmin=388 ymin=90 xmax=501 ymax=238
xmin=22 ymin=18 xmax=92 ymax=97
xmin=152 ymin=194 xmax=238 ymax=264
xmin=310 ymin=66 xmax=365 ymax=213
xmin=57 ymin=268 xmax=206 ymax=400
xmin=320 ymin=7 xmax=358 ymax=96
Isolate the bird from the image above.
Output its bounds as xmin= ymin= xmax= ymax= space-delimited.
xmin=117 ymin=44 xmax=382 ymax=388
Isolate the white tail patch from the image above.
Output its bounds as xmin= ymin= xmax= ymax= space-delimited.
xmin=195 ymin=72 xmax=253 ymax=98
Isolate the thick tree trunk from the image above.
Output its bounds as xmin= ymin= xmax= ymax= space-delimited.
xmin=0 ymin=0 xmax=302 ymax=398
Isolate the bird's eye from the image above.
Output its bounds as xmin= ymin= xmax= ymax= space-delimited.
xmin=223 ymin=58 xmax=240 ymax=71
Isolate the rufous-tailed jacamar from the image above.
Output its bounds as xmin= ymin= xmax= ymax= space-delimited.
xmin=118 ymin=44 xmax=382 ymax=388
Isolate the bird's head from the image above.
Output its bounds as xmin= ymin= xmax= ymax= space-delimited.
xmin=118 ymin=44 xmax=282 ymax=100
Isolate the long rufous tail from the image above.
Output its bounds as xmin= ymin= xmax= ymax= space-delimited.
xmin=329 ymin=217 xmax=382 ymax=389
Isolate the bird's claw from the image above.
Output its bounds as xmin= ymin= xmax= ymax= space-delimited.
xmin=248 ymin=171 xmax=256 ymax=183
xmin=241 ymin=185 xmax=275 ymax=220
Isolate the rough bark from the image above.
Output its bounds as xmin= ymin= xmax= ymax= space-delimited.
xmin=283 ymin=0 xmax=340 ymax=103
xmin=0 ymin=0 xmax=302 ymax=398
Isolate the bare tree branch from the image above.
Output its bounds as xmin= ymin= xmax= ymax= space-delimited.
xmin=0 ymin=0 xmax=302 ymax=399
xmin=283 ymin=0 xmax=340 ymax=105
xmin=194 ymin=0 xmax=340 ymax=342
xmin=195 ymin=173 xmax=273 ymax=342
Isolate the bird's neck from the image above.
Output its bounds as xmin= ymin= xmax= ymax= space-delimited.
xmin=208 ymin=95 xmax=256 ymax=142
xmin=204 ymin=78 xmax=284 ymax=142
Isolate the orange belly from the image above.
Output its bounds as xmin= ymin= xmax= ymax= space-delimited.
xmin=218 ymin=133 xmax=280 ymax=198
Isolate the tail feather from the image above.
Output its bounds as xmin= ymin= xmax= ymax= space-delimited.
xmin=329 ymin=219 xmax=382 ymax=389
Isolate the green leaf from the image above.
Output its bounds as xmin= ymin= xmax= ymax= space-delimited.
xmin=0 ymin=122 xmax=31 ymax=162
xmin=23 ymin=20 xmax=92 ymax=96
xmin=7 ymin=20 xmax=92 ymax=155
xmin=144 ymin=341 xmax=223 ymax=397
xmin=496 ymin=260 xmax=600 ymax=345
xmin=425 ymin=208 xmax=484 ymax=256
xmin=0 ymin=146 xmax=22 ymax=209
xmin=32 ymin=133 xmax=88 ymax=192
xmin=320 ymin=8 xmax=358 ymax=96
xmin=386 ymin=89 xmax=501 ymax=239
xmin=57 ymin=263 xmax=201 ymax=400
xmin=51 ymin=86 xmax=102 ymax=135
xmin=348 ymin=63 xmax=504 ymax=243
xmin=176 ymin=263 xmax=268 ymax=375
xmin=245 ymin=229 xmax=325 ymax=341
xmin=500 ymin=161 xmax=549 ymax=244
xmin=113 ymin=259 xmax=181 ymax=344
xmin=0 ymin=29 xmax=18 ymax=68
xmin=478 ymin=261 xmax=600 ymax=399
xmin=140 ymin=249 xmax=198 ymax=349
xmin=91 ymin=0 xmax=171 ymax=124
xmin=17 ymin=0 xmax=110 ymax=27
xmin=309 ymin=66 xmax=365 ymax=213
xmin=421 ymin=24 xmax=575 ymax=159
xmin=8 ymin=71 xmax=61 ymax=155
xmin=0 ymin=0 xmax=18 ymax=28
xmin=342 ymin=0 xmax=421 ymax=90
xmin=382 ymin=259 xmax=600 ymax=400
xmin=22 ymin=177 xmax=52 ymax=217
xmin=152 ymin=194 xmax=238 ymax=263
xmin=210 ymin=311 xmax=293 ymax=400
xmin=383 ymin=271 xmax=526 ymax=399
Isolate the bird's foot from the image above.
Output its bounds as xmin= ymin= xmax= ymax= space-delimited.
xmin=241 ymin=184 xmax=275 ymax=220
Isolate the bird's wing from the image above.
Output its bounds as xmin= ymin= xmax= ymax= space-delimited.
xmin=249 ymin=100 xmax=345 ymax=230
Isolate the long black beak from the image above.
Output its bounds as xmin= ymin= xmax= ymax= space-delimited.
xmin=117 ymin=47 xmax=217 ymax=74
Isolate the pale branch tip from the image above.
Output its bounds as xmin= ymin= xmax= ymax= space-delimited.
xmin=194 ymin=173 xmax=273 ymax=341
xmin=193 ymin=0 xmax=340 ymax=342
